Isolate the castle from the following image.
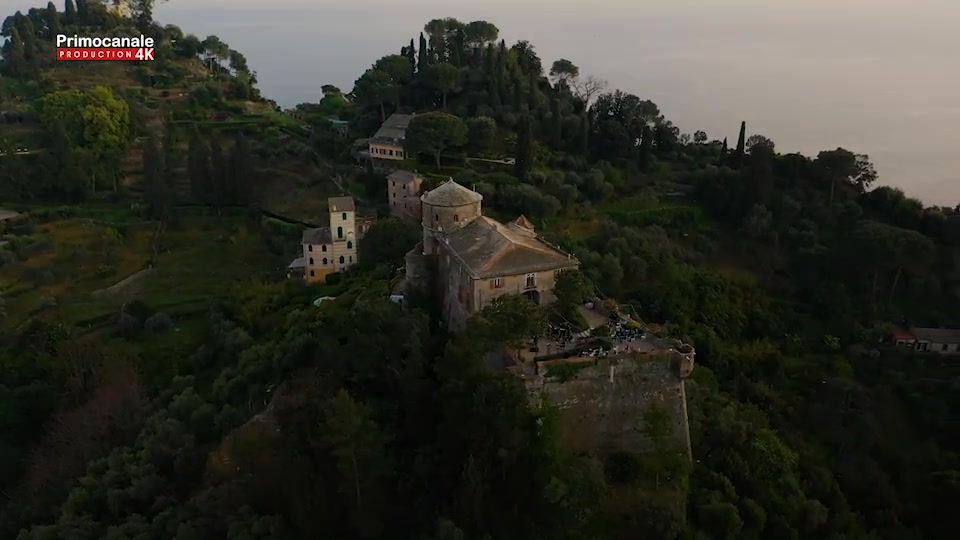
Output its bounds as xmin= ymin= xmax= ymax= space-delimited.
xmin=287 ymin=196 xmax=374 ymax=283
xmin=402 ymin=178 xmax=579 ymax=330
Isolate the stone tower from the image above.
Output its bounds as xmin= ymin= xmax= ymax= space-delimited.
xmin=329 ymin=196 xmax=357 ymax=272
xmin=419 ymin=179 xmax=483 ymax=255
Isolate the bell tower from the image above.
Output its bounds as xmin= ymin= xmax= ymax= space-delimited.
xmin=328 ymin=196 xmax=357 ymax=271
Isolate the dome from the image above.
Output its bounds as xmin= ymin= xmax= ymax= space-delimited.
xmin=421 ymin=179 xmax=483 ymax=207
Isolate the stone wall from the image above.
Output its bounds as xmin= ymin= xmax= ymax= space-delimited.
xmin=526 ymin=352 xmax=691 ymax=459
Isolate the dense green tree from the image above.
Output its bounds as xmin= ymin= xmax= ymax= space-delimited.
xmin=406 ymin=112 xmax=467 ymax=167
xmin=465 ymin=116 xmax=497 ymax=154
xmin=425 ymin=62 xmax=460 ymax=109
xmin=639 ymin=125 xmax=653 ymax=172
xmin=549 ymin=58 xmax=579 ymax=87
xmin=548 ymin=92 xmax=562 ymax=146
xmin=3 ymin=27 xmax=27 ymax=76
xmin=463 ymin=20 xmax=498 ymax=49
xmin=358 ymin=218 xmax=421 ymax=270
xmin=44 ymin=3 xmax=60 ymax=37
xmin=352 ymin=69 xmax=395 ymax=123
xmin=527 ymin=70 xmax=540 ymax=111
xmin=514 ymin=113 xmax=534 ymax=181
xmin=64 ymin=0 xmax=76 ymax=25
xmin=816 ymin=148 xmax=878 ymax=202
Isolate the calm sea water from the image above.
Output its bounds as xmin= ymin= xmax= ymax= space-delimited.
xmin=4 ymin=0 xmax=958 ymax=204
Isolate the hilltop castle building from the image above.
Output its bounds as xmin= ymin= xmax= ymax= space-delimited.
xmin=288 ymin=196 xmax=374 ymax=284
xmin=402 ymin=178 xmax=579 ymax=330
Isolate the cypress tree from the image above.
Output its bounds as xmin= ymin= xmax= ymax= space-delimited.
xmin=5 ymin=28 xmax=26 ymax=76
xmin=549 ymin=92 xmax=561 ymax=147
xmin=16 ymin=16 xmax=37 ymax=60
xmin=230 ymin=133 xmax=252 ymax=205
xmin=483 ymin=43 xmax=495 ymax=77
xmin=143 ymin=133 xmax=168 ymax=218
xmin=209 ymin=136 xmax=226 ymax=213
xmin=406 ymin=38 xmax=416 ymax=67
xmin=731 ymin=121 xmax=746 ymax=168
xmin=453 ymin=28 xmax=464 ymax=67
xmin=579 ymin=113 xmax=589 ymax=156
xmin=512 ymin=75 xmax=523 ymax=112
xmin=527 ymin=70 xmax=539 ymax=111
xmin=64 ymin=0 xmax=76 ymax=25
xmin=75 ymin=0 xmax=88 ymax=24
xmin=187 ymin=126 xmax=210 ymax=204
xmin=46 ymin=3 xmax=61 ymax=36
xmin=719 ymin=137 xmax=728 ymax=167
xmin=639 ymin=125 xmax=653 ymax=172
xmin=514 ymin=114 xmax=534 ymax=181
xmin=417 ymin=33 xmax=429 ymax=73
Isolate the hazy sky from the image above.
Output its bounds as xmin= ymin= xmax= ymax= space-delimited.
xmin=3 ymin=0 xmax=957 ymax=204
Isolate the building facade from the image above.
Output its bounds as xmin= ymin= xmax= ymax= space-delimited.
xmin=288 ymin=196 xmax=368 ymax=283
xmin=891 ymin=326 xmax=960 ymax=355
xmin=387 ymin=170 xmax=424 ymax=220
xmin=366 ymin=114 xmax=412 ymax=171
xmin=404 ymin=179 xmax=579 ymax=330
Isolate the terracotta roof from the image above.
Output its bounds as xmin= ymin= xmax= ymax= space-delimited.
xmin=891 ymin=326 xmax=915 ymax=341
xmin=302 ymin=227 xmax=331 ymax=244
xmin=388 ymin=170 xmax=422 ymax=184
xmin=909 ymin=327 xmax=960 ymax=344
xmin=512 ymin=215 xmax=535 ymax=230
xmin=422 ymin=179 xmax=483 ymax=207
xmin=442 ymin=216 xmax=578 ymax=279
xmin=328 ymin=196 xmax=355 ymax=212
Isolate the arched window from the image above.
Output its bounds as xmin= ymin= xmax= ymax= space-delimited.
xmin=310 ymin=270 xmax=315 ymax=277
xmin=322 ymin=258 xmax=328 ymax=265
xmin=339 ymin=256 xmax=345 ymax=264
xmin=342 ymin=212 xmax=347 ymax=221
xmin=349 ymin=256 xmax=353 ymax=263
xmin=309 ymin=257 xmax=314 ymax=265
xmin=308 ymin=245 xmax=313 ymax=252
xmin=321 ymin=245 xmax=327 ymax=252
xmin=347 ymin=240 xmax=353 ymax=249
xmin=454 ymin=214 xmax=459 ymax=222
xmin=337 ymin=226 xmax=343 ymax=239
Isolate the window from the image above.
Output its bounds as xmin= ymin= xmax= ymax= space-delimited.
xmin=392 ymin=181 xmax=396 ymax=187
xmin=321 ymin=245 xmax=327 ymax=252
xmin=322 ymin=257 xmax=328 ymax=265
xmin=310 ymin=270 xmax=315 ymax=277
xmin=525 ymin=273 xmax=536 ymax=288
xmin=342 ymin=212 xmax=347 ymax=221
xmin=491 ymin=278 xmax=504 ymax=288
xmin=454 ymin=214 xmax=459 ymax=222
xmin=347 ymin=240 xmax=353 ymax=249
xmin=337 ymin=226 xmax=343 ymax=239
xmin=309 ymin=257 xmax=314 ymax=265
xmin=434 ymin=214 xmax=439 ymax=222
xmin=943 ymin=343 xmax=949 ymax=351
xmin=339 ymin=256 xmax=345 ymax=264
xmin=349 ymin=256 xmax=353 ymax=263
xmin=308 ymin=245 xmax=313 ymax=252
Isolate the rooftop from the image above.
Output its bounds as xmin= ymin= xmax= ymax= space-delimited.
xmin=328 ymin=196 xmax=355 ymax=213
xmin=422 ymin=179 xmax=483 ymax=207
xmin=288 ymin=257 xmax=306 ymax=269
xmin=443 ymin=215 xmax=578 ymax=279
xmin=302 ymin=227 xmax=331 ymax=245
xmin=388 ymin=169 xmax=423 ymax=185
xmin=371 ymin=113 xmax=413 ymax=142
xmin=909 ymin=327 xmax=960 ymax=344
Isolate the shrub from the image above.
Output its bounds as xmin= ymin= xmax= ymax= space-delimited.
xmin=38 ymin=296 xmax=58 ymax=310
xmin=144 ymin=312 xmax=174 ymax=334
xmin=325 ymin=272 xmax=341 ymax=285
xmin=0 ymin=250 xmax=15 ymax=267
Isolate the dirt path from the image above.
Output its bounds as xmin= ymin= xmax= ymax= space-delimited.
xmin=91 ymin=268 xmax=153 ymax=298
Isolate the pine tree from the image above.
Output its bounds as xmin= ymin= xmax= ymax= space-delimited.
xmin=719 ymin=137 xmax=728 ymax=167
xmin=143 ymin=133 xmax=168 ymax=219
xmin=64 ymin=0 xmax=76 ymax=25
xmin=639 ymin=125 xmax=653 ymax=172
xmin=417 ymin=33 xmax=429 ymax=73
xmin=514 ymin=114 xmax=534 ymax=181
xmin=549 ymin=92 xmax=562 ymax=147
xmin=731 ymin=121 xmax=746 ymax=169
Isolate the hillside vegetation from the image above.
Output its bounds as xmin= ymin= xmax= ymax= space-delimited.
xmin=1 ymin=6 xmax=958 ymax=540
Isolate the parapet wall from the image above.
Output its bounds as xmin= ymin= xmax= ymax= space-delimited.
xmin=526 ymin=352 xmax=691 ymax=459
